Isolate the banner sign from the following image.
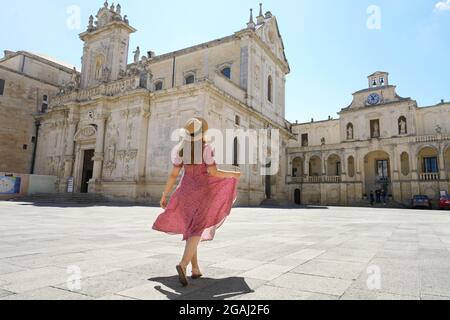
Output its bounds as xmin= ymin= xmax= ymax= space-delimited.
xmin=0 ymin=176 xmax=21 ymax=194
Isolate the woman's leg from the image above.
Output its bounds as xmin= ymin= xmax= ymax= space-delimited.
xmin=191 ymin=248 xmax=203 ymax=275
xmin=179 ymin=236 xmax=201 ymax=269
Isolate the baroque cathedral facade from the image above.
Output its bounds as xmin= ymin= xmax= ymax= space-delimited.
xmin=2 ymin=2 xmax=448 ymax=206
xmin=33 ymin=2 xmax=293 ymax=205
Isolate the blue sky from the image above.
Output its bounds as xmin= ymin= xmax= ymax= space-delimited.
xmin=1 ymin=0 xmax=449 ymax=123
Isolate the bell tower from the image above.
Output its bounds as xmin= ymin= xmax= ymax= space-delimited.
xmin=79 ymin=1 xmax=136 ymax=89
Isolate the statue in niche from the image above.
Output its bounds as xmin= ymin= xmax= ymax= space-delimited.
xmin=372 ymin=122 xmax=379 ymax=138
xmin=107 ymin=144 xmax=116 ymax=162
xmin=399 ymin=118 xmax=407 ymax=134
xmin=94 ymin=55 xmax=105 ymax=80
xmin=102 ymin=65 xmax=110 ymax=83
xmin=347 ymin=124 xmax=354 ymax=140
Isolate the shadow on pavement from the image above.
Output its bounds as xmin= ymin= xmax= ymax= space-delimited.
xmin=149 ymin=276 xmax=254 ymax=300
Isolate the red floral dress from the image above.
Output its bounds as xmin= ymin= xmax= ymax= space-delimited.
xmin=152 ymin=143 xmax=238 ymax=241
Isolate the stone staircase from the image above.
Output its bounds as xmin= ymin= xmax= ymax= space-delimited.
xmin=6 ymin=193 xmax=140 ymax=206
xmin=351 ymin=200 xmax=408 ymax=209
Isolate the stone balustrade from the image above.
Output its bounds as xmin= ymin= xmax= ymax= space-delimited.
xmin=416 ymin=133 xmax=450 ymax=143
xmin=419 ymin=173 xmax=440 ymax=181
xmin=50 ymin=76 xmax=140 ymax=107
xmin=287 ymin=176 xmax=342 ymax=184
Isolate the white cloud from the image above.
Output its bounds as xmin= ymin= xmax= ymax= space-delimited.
xmin=435 ymin=0 xmax=450 ymax=11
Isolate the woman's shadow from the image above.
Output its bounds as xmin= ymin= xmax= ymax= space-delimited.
xmin=149 ymin=275 xmax=255 ymax=300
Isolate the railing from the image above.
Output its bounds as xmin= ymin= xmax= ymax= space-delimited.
xmin=287 ymin=176 xmax=341 ymax=184
xmin=51 ymin=76 xmax=140 ymax=107
xmin=416 ymin=133 xmax=450 ymax=143
xmin=420 ymin=173 xmax=440 ymax=181
xmin=323 ymin=176 xmax=341 ymax=183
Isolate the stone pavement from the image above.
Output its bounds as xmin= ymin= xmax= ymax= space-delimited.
xmin=1 ymin=201 xmax=450 ymax=300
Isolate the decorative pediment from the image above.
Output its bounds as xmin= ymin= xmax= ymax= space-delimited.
xmin=255 ymin=17 xmax=289 ymax=69
xmin=74 ymin=125 xmax=97 ymax=142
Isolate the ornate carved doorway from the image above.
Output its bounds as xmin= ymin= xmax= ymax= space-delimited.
xmin=80 ymin=149 xmax=95 ymax=193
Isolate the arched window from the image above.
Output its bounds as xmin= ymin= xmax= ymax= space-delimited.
xmin=267 ymin=75 xmax=273 ymax=103
xmin=346 ymin=123 xmax=354 ymax=140
xmin=233 ymin=137 xmax=239 ymax=166
xmin=398 ymin=116 xmax=407 ymax=135
xmin=154 ymin=81 xmax=163 ymax=91
xmin=221 ymin=67 xmax=231 ymax=79
xmin=185 ymin=73 xmax=195 ymax=85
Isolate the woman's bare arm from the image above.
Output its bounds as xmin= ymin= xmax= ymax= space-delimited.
xmin=207 ymin=164 xmax=241 ymax=180
xmin=163 ymin=166 xmax=182 ymax=196
xmin=160 ymin=166 xmax=182 ymax=209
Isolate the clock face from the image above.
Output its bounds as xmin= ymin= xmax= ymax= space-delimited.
xmin=367 ymin=93 xmax=380 ymax=105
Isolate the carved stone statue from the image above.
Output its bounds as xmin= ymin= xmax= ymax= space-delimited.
xmin=70 ymin=67 xmax=81 ymax=90
xmin=88 ymin=15 xmax=94 ymax=31
xmin=347 ymin=125 xmax=354 ymax=140
xmin=372 ymin=122 xmax=379 ymax=137
xmin=102 ymin=65 xmax=110 ymax=82
xmin=123 ymin=15 xmax=129 ymax=24
xmin=399 ymin=119 xmax=407 ymax=134
xmin=133 ymin=46 xmax=140 ymax=63
xmin=107 ymin=144 xmax=116 ymax=162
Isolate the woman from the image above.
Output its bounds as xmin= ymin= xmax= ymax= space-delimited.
xmin=152 ymin=117 xmax=241 ymax=286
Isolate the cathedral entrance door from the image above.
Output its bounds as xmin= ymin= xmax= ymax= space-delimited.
xmin=294 ymin=189 xmax=301 ymax=205
xmin=80 ymin=149 xmax=95 ymax=193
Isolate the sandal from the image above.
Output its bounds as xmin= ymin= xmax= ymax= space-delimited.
xmin=176 ymin=265 xmax=188 ymax=287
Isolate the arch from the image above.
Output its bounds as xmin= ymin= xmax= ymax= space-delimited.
xmin=327 ymin=154 xmax=342 ymax=176
xmin=346 ymin=123 xmax=354 ymax=140
xmin=364 ymin=150 xmax=391 ymax=198
xmin=292 ymin=157 xmax=304 ymax=177
xmin=309 ymin=155 xmax=322 ymax=176
xmin=267 ymin=75 xmax=273 ymax=103
xmin=398 ymin=116 xmax=407 ymax=135
xmin=348 ymin=156 xmax=355 ymax=178
xmin=400 ymin=152 xmax=410 ymax=177
xmin=220 ymin=66 xmax=231 ymax=79
xmin=418 ymin=146 xmax=439 ymax=174
xmin=184 ymin=72 xmax=196 ymax=85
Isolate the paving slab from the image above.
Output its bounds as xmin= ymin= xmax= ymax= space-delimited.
xmin=1 ymin=202 xmax=450 ymax=300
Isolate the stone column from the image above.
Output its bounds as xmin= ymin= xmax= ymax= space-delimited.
xmin=89 ymin=116 xmax=107 ymax=192
xmin=390 ymin=147 xmax=401 ymax=202
xmin=304 ymin=154 xmax=310 ymax=178
xmin=62 ymin=119 xmax=79 ymax=192
xmin=439 ymin=144 xmax=448 ymax=192
xmin=355 ymin=147 xmax=364 ymax=199
xmin=410 ymin=144 xmax=420 ymax=196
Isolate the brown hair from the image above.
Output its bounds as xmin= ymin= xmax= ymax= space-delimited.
xmin=178 ymin=117 xmax=209 ymax=164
